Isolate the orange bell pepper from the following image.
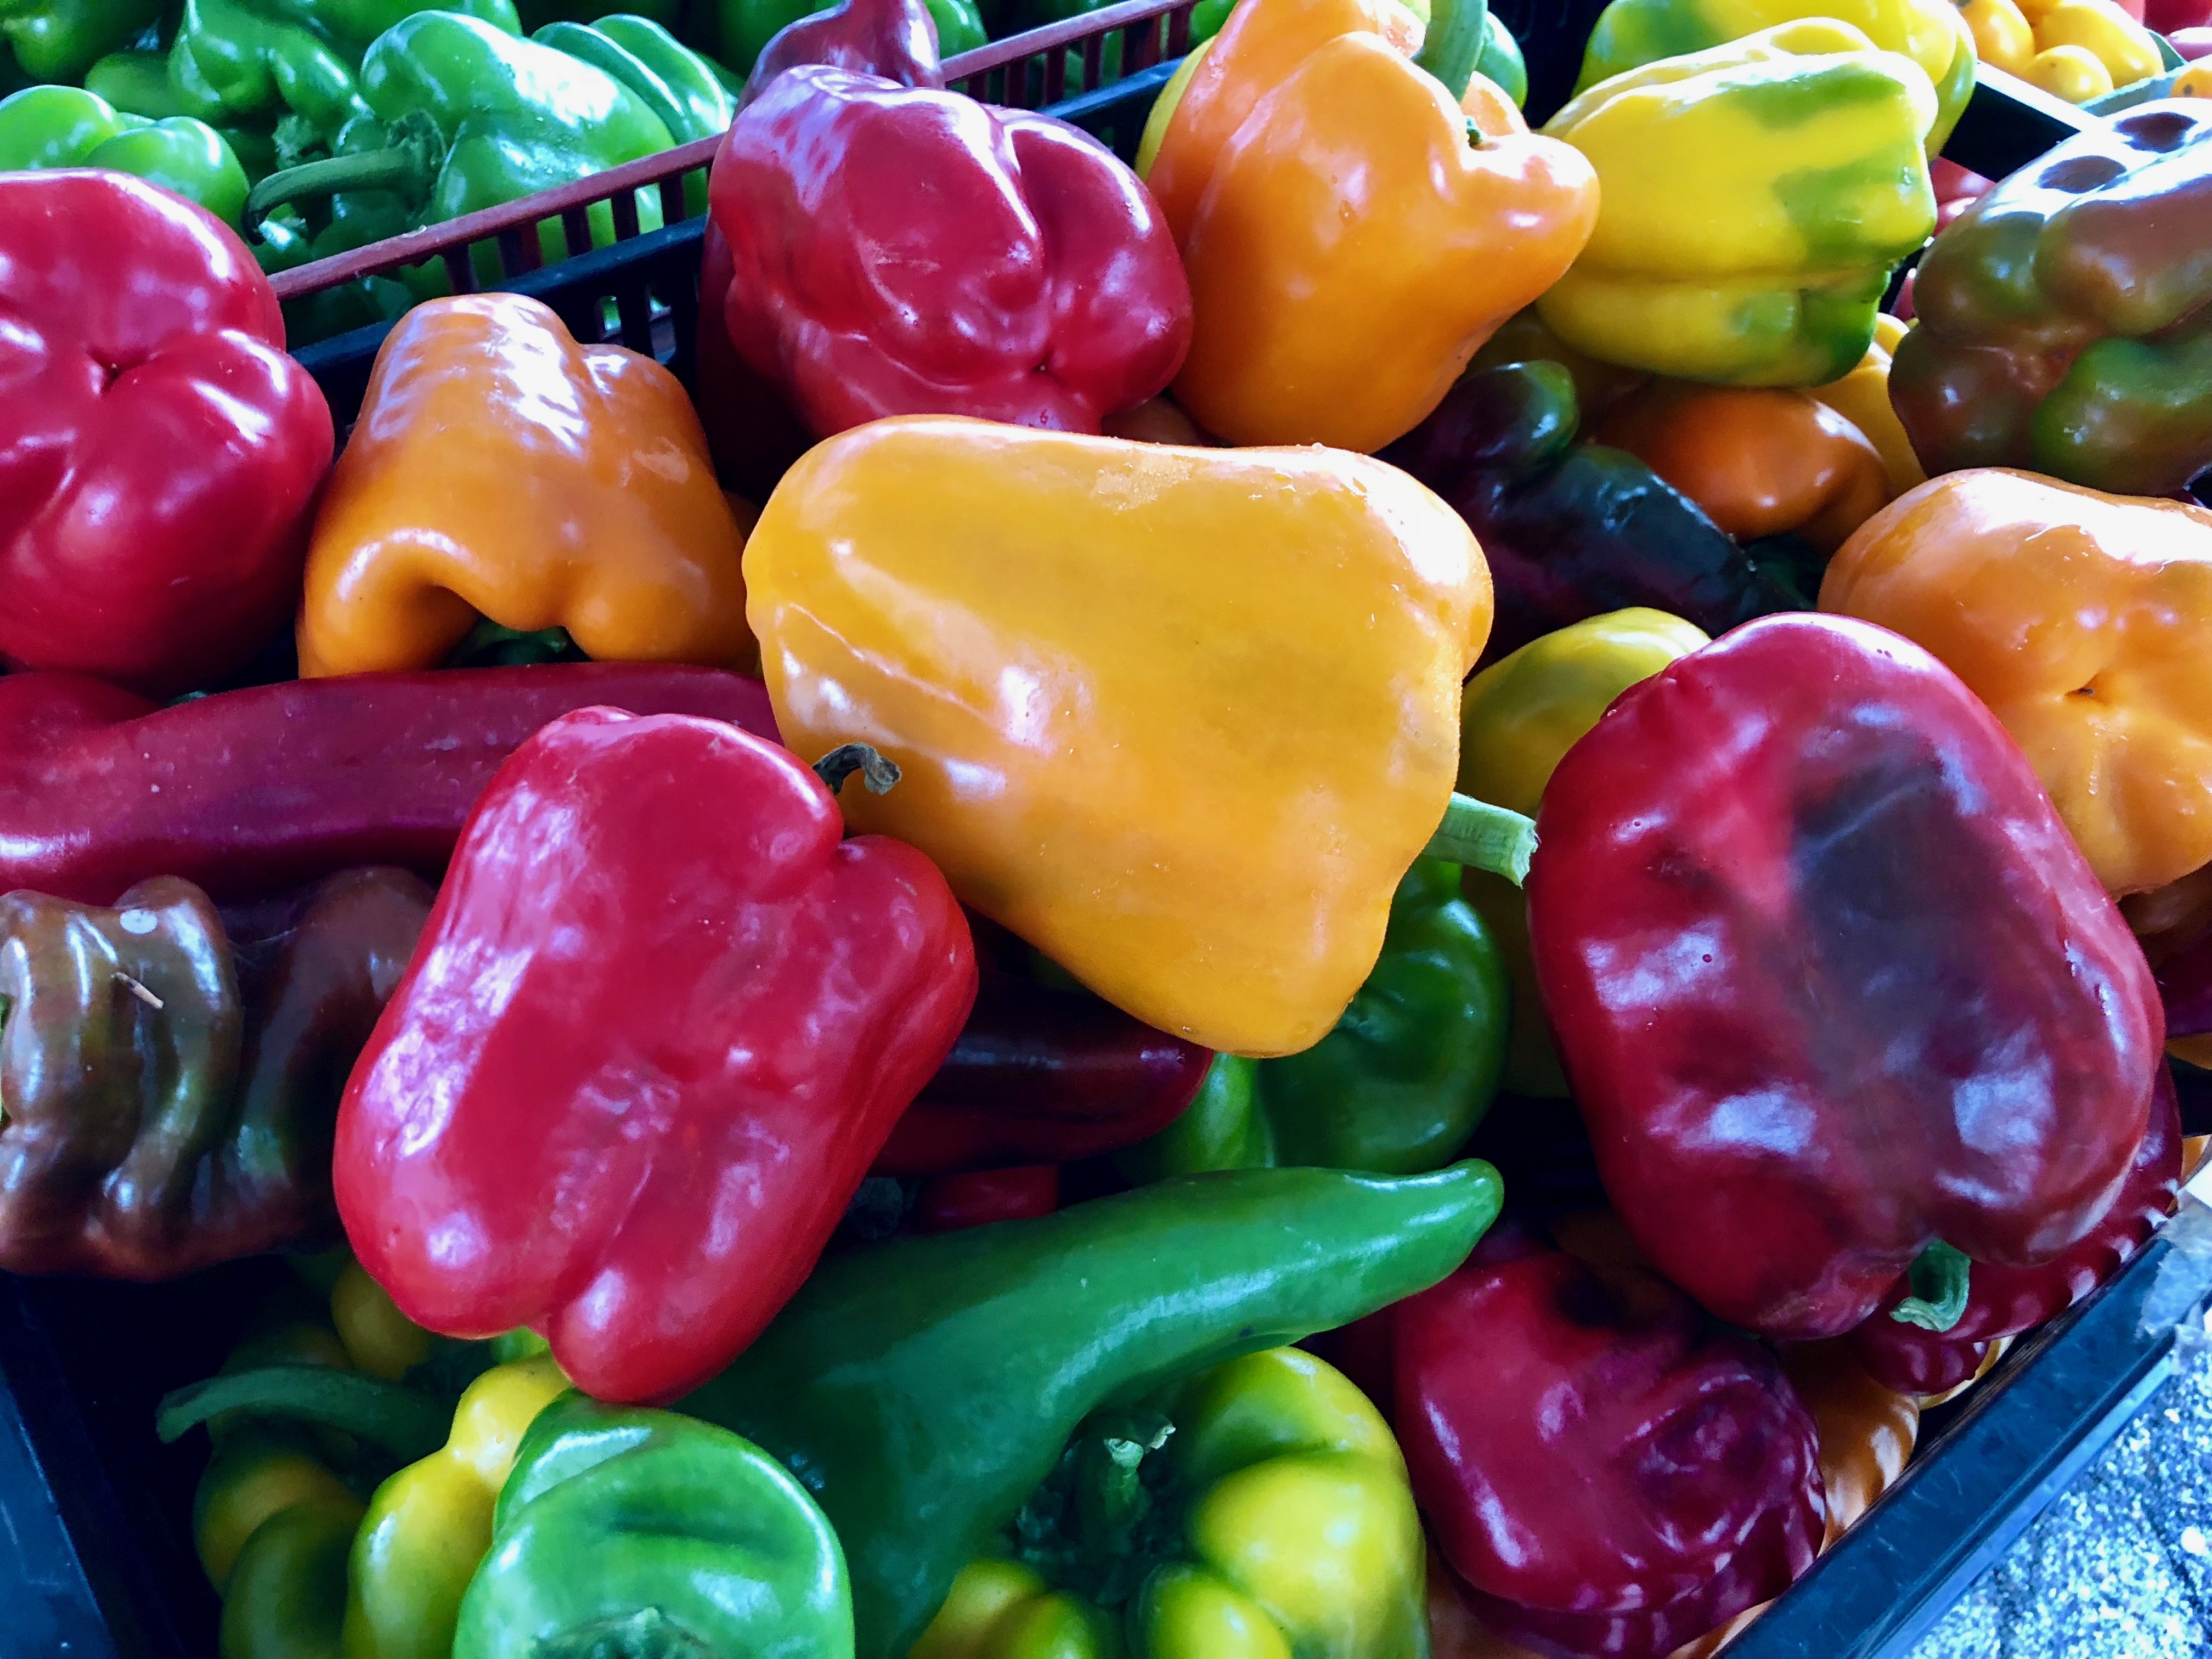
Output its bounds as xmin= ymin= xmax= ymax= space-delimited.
xmin=298 ymin=294 xmax=755 ymax=679
xmin=1822 ymin=468 xmax=2212 ymax=895
xmin=1136 ymin=0 xmax=1596 ymax=452
xmin=1593 ymin=380 xmax=1893 ymax=554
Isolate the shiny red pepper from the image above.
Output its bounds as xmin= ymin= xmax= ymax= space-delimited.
xmin=740 ymin=0 xmax=941 ymax=107
xmin=1528 ymin=614 xmax=2165 ymax=1341
xmin=1846 ymin=1066 xmax=2183 ymax=1397
xmin=333 ymin=708 xmax=977 ymax=1403
xmin=707 ymin=66 xmax=1192 ymax=438
xmin=0 ymin=171 xmax=334 ymax=698
xmin=0 ymin=665 xmax=777 ymax=907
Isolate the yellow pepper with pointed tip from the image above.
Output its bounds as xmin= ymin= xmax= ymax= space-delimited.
xmin=745 ymin=415 xmax=1491 ymax=1057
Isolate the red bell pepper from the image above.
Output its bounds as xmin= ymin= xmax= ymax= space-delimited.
xmin=333 ymin=708 xmax=977 ymax=1403
xmin=707 ymin=66 xmax=1192 ymax=438
xmin=0 ymin=665 xmax=777 ymax=907
xmin=1844 ymin=1066 xmax=2183 ymax=1396
xmin=1528 ymin=613 xmax=2164 ymax=1341
xmin=0 ymin=171 xmax=333 ymax=698
xmin=741 ymin=0 xmax=941 ymax=108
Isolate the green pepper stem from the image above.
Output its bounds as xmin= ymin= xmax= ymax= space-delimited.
xmin=1424 ymin=793 xmax=1537 ymax=885
xmin=1890 ymin=1240 xmax=1973 ymax=1333
xmin=813 ymin=743 xmax=901 ymax=797
xmin=245 ymin=111 xmax=443 ymax=221
xmin=155 ymin=1365 xmax=451 ymax=1463
xmin=532 ymin=1607 xmax=716 ymax=1659
xmin=1414 ymin=0 xmax=1490 ymax=103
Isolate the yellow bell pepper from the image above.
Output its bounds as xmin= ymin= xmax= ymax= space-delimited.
xmin=298 ymin=294 xmax=755 ymax=679
xmin=1537 ymin=19 xmax=1939 ymax=388
xmin=744 ymin=415 xmax=1492 ymax=1057
xmin=331 ymin=1260 xmax=432 ymax=1382
xmin=1136 ymin=0 xmax=1597 ymax=452
xmin=1810 ymin=312 xmax=1926 ymax=496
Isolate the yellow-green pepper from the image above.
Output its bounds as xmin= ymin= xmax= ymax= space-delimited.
xmin=1537 ymin=19 xmax=1939 ymax=387
xmin=911 ymin=1347 xmax=1425 ymax=1659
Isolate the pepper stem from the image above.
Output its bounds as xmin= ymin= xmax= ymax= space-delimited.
xmin=532 ymin=1608 xmax=715 ymax=1659
xmin=246 ymin=110 xmax=444 ymax=222
xmin=1414 ymin=0 xmax=1491 ymax=102
xmin=155 ymin=1365 xmax=451 ymax=1463
xmin=813 ymin=743 xmax=901 ymax=797
xmin=1890 ymin=1240 xmax=1973 ymax=1333
xmin=1423 ymin=793 xmax=1537 ymax=885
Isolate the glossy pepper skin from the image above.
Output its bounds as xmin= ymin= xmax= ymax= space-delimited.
xmin=740 ymin=0 xmax=943 ymax=106
xmin=297 ymin=295 xmax=754 ymax=679
xmin=0 ymin=870 xmax=431 ymax=1279
xmin=0 ymin=86 xmax=251 ymax=227
xmin=0 ymin=665 xmax=776 ymax=907
xmin=710 ymin=68 xmax=1190 ymax=439
xmin=876 ymin=968 xmax=1213 ymax=1177
xmin=1537 ymin=20 xmax=1937 ymax=388
xmin=0 ymin=171 xmax=332 ymax=699
xmin=1390 ymin=1230 xmax=1824 ymax=1659
xmin=454 ymin=1395 xmax=854 ymax=1659
xmin=1820 ymin=470 xmax=2212 ymax=897
xmin=1137 ymin=0 xmax=1597 ymax=450
xmin=335 ymin=707 xmax=976 ymax=1404
xmin=679 ymin=1160 xmax=1503 ymax=1659
xmin=1809 ymin=311 xmax=1925 ymax=497
xmin=746 ymin=415 xmax=1491 ymax=1058
xmin=1379 ymin=359 xmax=1780 ymax=662
xmin=1528 ymin=613 xmax=2166 ymax=1340
xmin=1846 ymin=1066 xmax=2183 ymax=1397
xmin=1890 ymin=103 xmax=2212 ymax=499
xmin=913 ymin=1347 xmax=1427 ymax=1659
xmin=1 ymin=0 xmax=160 ymax=80
xmin=534 ymin=13 xmax=731 ymax=142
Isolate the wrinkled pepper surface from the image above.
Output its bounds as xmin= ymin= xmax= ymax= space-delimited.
xmin=1537 ymin=20 xmax=1937 ymax=387
xmin=679 ymin=1160 xmax=1503 ymax=1658
xmin=1 ymin=0 xmax=161 ymax=80
xmin=0 ymin=171 xmax=332 ymax=698
xmin=335 ymin=707 xmax=977 ymax=1404
xmin=0 ymin=868 xmax=430 ymax=1279
xmin=455 ymin=1395 xmax=855 ymax=1659
xmin=1890 ymin=102 xmax=2212 ymax=499
xmin=710 ymin=67 xmax=1189 ymax=438
xmin=1821 ymin=469 xmax=2212 ymax=898
xmin=745 ymin=415 xmax=1492 ymax=1058
xmin=913 ymin=1347 xmax=1426 ymax=1659
xmin=1136 ymin=0 xmax=1596 ymax=450
xmin=0 ymin=85 xmax=251 ymax=228
xmin=1528 ymin=613 xmax=2166 ymax=1340
xmin=297 ymin=295 xmax=755 ymax=678
xmin=738 ymin=0 xmax=943 ymax=106
xmin=0 ymin=664 xmax=775 ymax=906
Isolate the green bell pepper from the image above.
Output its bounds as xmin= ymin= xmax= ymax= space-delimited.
xmin=1476 ymin=7 xmax=1522 ymax=105
xmin=454 ymin=1396 xmax=856 ymax=1659
xmin=914 ymin=1347 xmax=1425 ymax=1659
xmin=0 ymin=83 xmax=250 ymax=225
xmin=1119 ymin=859 xmax=1510 ymax=1177
xmin=927 ymin=0 xmax=983 ymax=54
xmin=222 ymin=1496 xmax=362 ymax=1659
xmin=86 ymin=46 xmax=189 ymax=114
xmin=1 ymin=0 xmax=161 ymax=82
xmin=512 ymin=0 xmax=676 ymax=27
xmin=532 ymin=12 xmax=726 ymax=210
xmin=678 ymin=1161 xmax=1500 ymax=1659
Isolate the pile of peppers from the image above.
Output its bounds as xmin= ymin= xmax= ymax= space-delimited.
xmin=4 ymin=0 xmax=2212 ymax=1655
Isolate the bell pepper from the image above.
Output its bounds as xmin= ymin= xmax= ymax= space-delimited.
xmin=740 ymin=0 xmax=943 ymax=106
xmin=876 ymin=967 xmax=1213 ymax=1177
xmin=1573 ymin=0 xmax=1976 ymax=152
xmin=0 ymin=867 xmax=431 ymax=1279
xmin=1890 ymin=103 xmax=2212 ymax=498
xmin=453 ymin=1395 xmax=854 ymax=1659
xmin=1536 ymin=19 xmax=1938 ymax=388
xmin=1844 ymin=1065 xmax=2184 ymax=1396
xmin=225 ymin=1496 xmax=363 ymax=1659
xmin=1527 ymin=612 xmax=2167 ymax=1339
xmin=296 ymin=295 xmax=755 ymax=679
xmin=1810 ymin=311 xmax=1925 ymax=497
xmin=1378 ymin=359 xmax=1782 ymax=662
xmin=1477 ymin=7 xmax=1526 ymax=103
xmin=1120 ymin=858 xmax=1511 ymax=1176
xmin=744 ymin=415 xmax=1492 ymax=1058
xmin=1135 ymin=0 xmax=1598 ymax=450
xmin=912 ymin=1346 xmax=1426 ymax=1659
xmin=0 ymin=0 xmax=160 ymax=78
xmin=1382 ymin=1228 xmax=1824 ymax=1659
xmin=341 ymin=1353 xmax=569 ymax=1659
xmin=1820 ymin=469 xmax=2212 ymax=896
xmin=709 ymin=67 xmax=1190 ymax=438
xmin=335 ymin=707 xmax=976 ymax=1404
xmin=679 ymin=1159 xmax=1502 ymax=1659
xmin=534 ymin=12 xmax=730 ymax=140
xmin=0 ymin=85 xmax=252 ymax=227
xmin=0 ymin=664 xmax=775 ymax=907
xmin=0 ymin=170 xmax=332 ymax=698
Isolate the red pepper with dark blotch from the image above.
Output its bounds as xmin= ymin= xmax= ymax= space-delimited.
xmin=334 ymin=707 xmax=977 ymax=1404
xmin=910 ymin=1166 xmax=1060 ymax=1233
xmin=1528 ymin=613 xmax=2164 ymax=1341
xmin=708 ymin=66 xmax=1192 ymax=439
xmin=740 ymin=0 xmax=941 ymax=108
xmin=1844 ymin=1067 xmax=2183 ymax=1397
xmin=872 ymin=968 xmax=1212 ymax=1176
xmin=0 ymin=172 xmax=334 ymax=698
xmin=1388 ymin=1229 xmax=1824 ymax=1659
xmin=0 ymin=665 xmax=777 ymax=907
